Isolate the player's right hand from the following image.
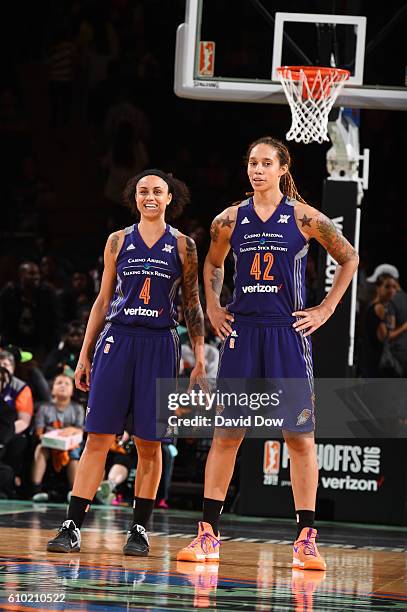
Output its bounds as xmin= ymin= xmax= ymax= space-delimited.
xmin=75 ymin=356 xmax=91 ymax=392
xmin=207 ymin=305 xmax=234 ymax=341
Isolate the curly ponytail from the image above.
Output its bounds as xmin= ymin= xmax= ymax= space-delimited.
xmin=245 ymin=136 xmax=306 ymax=203
xmin=166 ymin=174 xmax=191 ymax=219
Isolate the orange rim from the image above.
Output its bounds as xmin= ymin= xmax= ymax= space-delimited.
xmin=277 ymin=65 xmax=350 ymax=82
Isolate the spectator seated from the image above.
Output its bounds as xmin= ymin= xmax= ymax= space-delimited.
xmin=31 ymin=374 xmax=84 ymax=502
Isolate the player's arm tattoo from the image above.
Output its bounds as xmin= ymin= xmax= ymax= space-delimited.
xmin=299 ymin=214 xmax=313 ymax=227
xmin=220 ymin=214 xmax=234 ymax=228
xmin=210 ymin=267 xmax=223 ymax=298
xmin=182 ymin=237 xmax=204 ymax=341
xmin=210 ymin=219 xmax=220 ymax=242
xmin=210 ymin=212 xmax=235 ymax=243
xmin=314 ymin=213 xmax=358 ymax=265
xmin=110 ymin=233 xmax=120 ymax=254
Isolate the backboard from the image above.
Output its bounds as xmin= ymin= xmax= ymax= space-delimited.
xmin=175 ymin=0 xmax=407 ymax=110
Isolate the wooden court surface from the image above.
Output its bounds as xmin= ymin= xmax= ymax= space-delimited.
xmin=0 ymin=502 xmax=406 ymax=610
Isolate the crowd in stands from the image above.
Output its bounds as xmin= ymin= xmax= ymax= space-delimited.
xmin=0 ymin=253 xmax=227 ymax=502
xmin=358 ymin=264 xmax=407 ymax=378
xmin=1 ymin=257 xmax=406 ymax=502
xmin=1 ymin=1 xmax=406 ymax=504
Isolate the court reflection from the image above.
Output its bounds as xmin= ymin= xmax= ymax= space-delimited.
xmin=1 ymin=538 xmax=407 ymax=611
xmin=176 ymin=561 xmax=219 ymax=608
xmin=291 ymin=569 xmax=326 ymax=611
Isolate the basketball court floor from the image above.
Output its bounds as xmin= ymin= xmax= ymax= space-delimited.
xmin=1 ymin=501 xmax=406 ymax=611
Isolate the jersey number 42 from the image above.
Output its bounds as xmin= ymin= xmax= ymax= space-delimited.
xmin=250 ymin=253 xmax=274 ymax=281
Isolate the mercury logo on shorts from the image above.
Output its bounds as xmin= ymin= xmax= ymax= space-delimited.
xmin=296 ymin=408 xmax=312 ymax=426
xmin=124 ymin=306 xmax=162 ymax=318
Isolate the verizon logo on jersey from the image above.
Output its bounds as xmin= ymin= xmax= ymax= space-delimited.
xmin=242 ymin=284 xmax=280 ymax=294
xmin=124 ymin=306 xmax=161 ymax=317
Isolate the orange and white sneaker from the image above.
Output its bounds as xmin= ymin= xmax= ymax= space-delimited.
xmin=177 ymin=522 xmax=221 ymax=563
xmin=292 ymin=528 xmax=326 ymax=571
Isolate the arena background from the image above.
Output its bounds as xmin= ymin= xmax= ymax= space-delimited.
xmin=1 ymin=0 xmax=406 ymax=289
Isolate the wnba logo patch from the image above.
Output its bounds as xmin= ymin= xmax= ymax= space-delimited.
xmin=296 ymin=408 xmax=312 ymax=426
xmin=104 ymin=343 xmax=111 ymax=354
xmin=229 ymin=329 xmax=238 ymax=349
xmin=263 ymin=440 xmax=281 ymax=475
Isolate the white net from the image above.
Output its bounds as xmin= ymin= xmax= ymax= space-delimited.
xmin=277 ymin=67 xmax=349 ymax=144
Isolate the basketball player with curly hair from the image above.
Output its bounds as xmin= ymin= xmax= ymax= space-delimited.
xmin=48 ymin=169 xmax=206 ymax=556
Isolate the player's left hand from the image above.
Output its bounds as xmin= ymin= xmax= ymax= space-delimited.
xmin=188 ymin=360 xmax=210 ymax=397
xmin=292 ymin=304 xmax=334 ymax=337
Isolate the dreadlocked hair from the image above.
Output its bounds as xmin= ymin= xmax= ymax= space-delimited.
xmin=123 ymin=169 xmax=190 ymax=221
xmin=245 ymin=136 xmax=306 ymax=203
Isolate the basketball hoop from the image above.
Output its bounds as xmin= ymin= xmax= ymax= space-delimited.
xmin=277 ymin=66 xmax=350 ymax=144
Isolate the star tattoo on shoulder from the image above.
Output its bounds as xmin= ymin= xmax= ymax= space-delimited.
xmin=220 ymin=215 xmax=234 ymax=228
xmin=299 ymin=214 xmax=312 ymax=227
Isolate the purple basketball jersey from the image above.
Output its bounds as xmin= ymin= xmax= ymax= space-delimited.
xmin=228 ymin=196 xmax=308 ymax=321
xmin=106 ymin=224 xmax=183 ymax=329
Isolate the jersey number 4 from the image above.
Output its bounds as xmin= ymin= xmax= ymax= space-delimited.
xmin=139 ymin=277 xmax=151 ymax=304
xmin=250 ymin=253 xmax=274 ymax=281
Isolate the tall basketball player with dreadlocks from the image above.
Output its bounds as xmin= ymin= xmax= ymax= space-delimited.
xmin=178 ymin=137 xmax=359 ymax=571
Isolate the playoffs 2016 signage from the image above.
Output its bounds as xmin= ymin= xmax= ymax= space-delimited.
xmin=239 ymin=438 xmax=407 ymax=525
xmin=263 ymin=440 xmax=381 ymax=491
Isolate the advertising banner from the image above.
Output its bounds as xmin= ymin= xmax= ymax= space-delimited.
xmin=239 ymin=438 xmax=407 ymax=525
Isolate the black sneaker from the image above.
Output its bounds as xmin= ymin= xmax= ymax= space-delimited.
xmin=123 ymin=524 xmax=150 ymax=556
xmin=47 ymin=519 xmax=81 ymax=553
